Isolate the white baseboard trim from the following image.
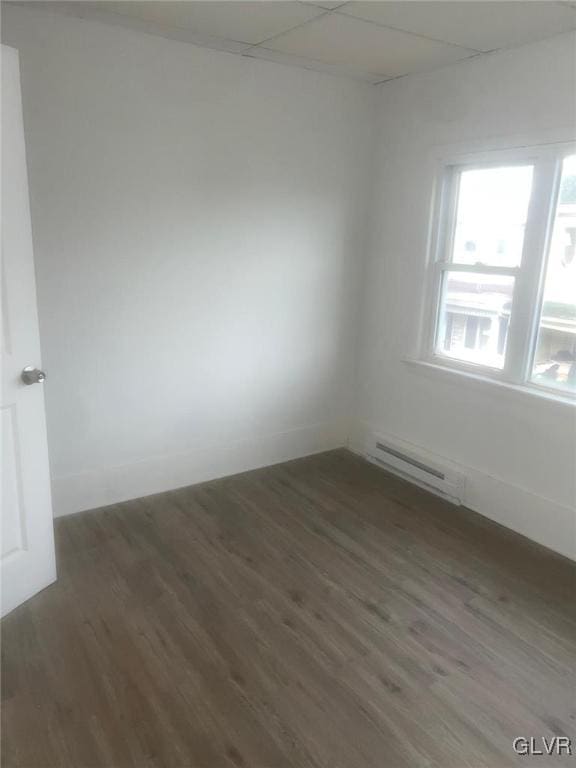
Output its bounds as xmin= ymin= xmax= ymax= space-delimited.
xmin=52 ymin=421 xmax=347 ymax=517
xmin=349 ymin=425 xmax=576 ymax=562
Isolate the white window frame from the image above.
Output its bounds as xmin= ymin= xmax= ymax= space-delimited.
xmin=421 ymin=142 xmax=576 ymax=401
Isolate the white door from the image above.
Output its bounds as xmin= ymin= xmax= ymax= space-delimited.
xmin=1 ymin=45 xmax=56 ymax=618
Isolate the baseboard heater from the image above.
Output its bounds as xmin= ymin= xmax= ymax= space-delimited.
xmin=366 ymin=434 xmax=465 ymax=504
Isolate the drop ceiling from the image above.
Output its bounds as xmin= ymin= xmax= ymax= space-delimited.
xmin=17 ymin=1 xmax=576 ymax=83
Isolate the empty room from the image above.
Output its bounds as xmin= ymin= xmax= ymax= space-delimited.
xmin=1 ymin=1 xmax=575 ymax=766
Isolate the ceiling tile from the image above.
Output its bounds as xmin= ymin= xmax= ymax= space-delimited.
xmin=28 ymin=2 xmax=255 ymax=52
xmin=53 ymin=1 xmax=326 ymax=45
xmin=339 ymin=1 xmax=576 ymax=53
xmin=15 ymin=0 xmax=576 ymax=85
xmin=263 ymin=12 xmax=477 ymax=78
xmin=245 ymin=45 xmax=384 ymax=82
xmin=299 ymin=1 xmax=349 ymax=9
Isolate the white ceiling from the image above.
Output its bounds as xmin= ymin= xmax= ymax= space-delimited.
xmin=18 ymin=1 xmax=576 ymax=84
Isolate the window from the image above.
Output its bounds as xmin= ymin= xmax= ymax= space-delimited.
xmin=424 ymin=145 xmax=576 ymax=399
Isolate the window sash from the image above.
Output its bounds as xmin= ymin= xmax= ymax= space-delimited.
xmin=431 ymin=267 xmax=516 ymax=377
xmin=440 ymin=161 xmax=536 ymax=272
xmin=503 ymin=156 xmax=558 ymax=383
xmin=423 ymin=144 xmax=575 ymax=399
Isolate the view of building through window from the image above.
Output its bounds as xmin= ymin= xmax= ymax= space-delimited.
xmin=438 ymin=272 xmax=513 ymax=369
xmin=531 ymin=155 xmax=576 ymax=393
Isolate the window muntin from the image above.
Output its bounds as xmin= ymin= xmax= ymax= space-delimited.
xmin=426 ymin=145 xmax=575 ymax=400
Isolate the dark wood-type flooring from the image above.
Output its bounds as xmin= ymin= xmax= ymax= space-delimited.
xmin=2 ymin=449 xmax=575 ymax=768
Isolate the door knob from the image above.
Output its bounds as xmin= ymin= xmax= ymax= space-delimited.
xmin=21 ymin=366 xmax=46 ymax=385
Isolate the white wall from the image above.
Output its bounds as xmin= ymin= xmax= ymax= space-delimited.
xmin=355 ymin=32 xmax=576 ymax=560
xmin=2 ymin=5 xmax=375 ymax=515
xmin=3 ymin=5 xmax=574 ymax=560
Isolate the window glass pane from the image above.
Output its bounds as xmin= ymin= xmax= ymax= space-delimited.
xmin=451 ymin=166 xmax=533 ymax=267
xmin=530 ymin=155 xmax=576 ymax=394
xmin=436 ymin=271 xmax=514 ymax=369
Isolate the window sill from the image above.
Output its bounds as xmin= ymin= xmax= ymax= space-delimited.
xmin=403 ymin=358 xmax=576 ymax=408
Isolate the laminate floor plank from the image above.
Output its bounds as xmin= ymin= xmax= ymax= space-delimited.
xmin=2 ymin=449 xmax=575 ymax=767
